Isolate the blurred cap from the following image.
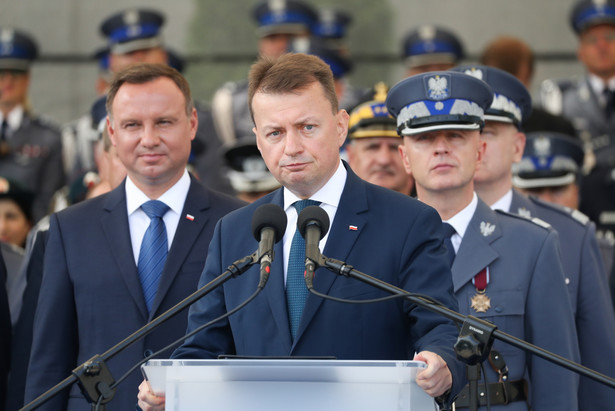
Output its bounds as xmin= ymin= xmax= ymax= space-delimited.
xmin=452 ymin=65 xmax=532 ymax=129
xmin=94 ymin=47 xmax=110 ymax=71
xmin=0 ymin=28 xmax=38 ymax=71
xmin=288 ymin=36 xmax=352 ymax=78
xmin=0 ymin=177 xmax=34 ymax=221
xmin=386 ymin=71 xmax=493 ymax=136
xmin=166 ymin=48 xmax=185 ymax=73
xmin=90 ymin=95 xmax=108 ymax=132
xmin=348 ymin=82 xmax=398 ymax=139
xmin=313 ymin=9 xmax=352 ymax=40
xmin=253 ymin=0 xmax=317 ymax=37
xmin=100 ymin=8 xmax=165 ymax=54
xmin=223 ymin=138 xmax=280 ymax=193
xmin=402 ymin=25 xmax=464 ymax=70
xmin=513 ymin=132 xmax=585 ymax=188
xmin=570 ymin=0 xmax=615 ymax=34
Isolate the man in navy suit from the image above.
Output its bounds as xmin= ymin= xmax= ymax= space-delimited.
xmin=23 ymin=64 xmax=244 ymax=411
xmin=138 ymin=53 xmax=465 ymax=410
xmin=456 ymin=65 xmax=615 ymax=410
xmin=389 ymin=71 xmax=580 ymax=409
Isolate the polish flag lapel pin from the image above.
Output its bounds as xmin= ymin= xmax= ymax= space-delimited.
xmin=186 ymin=214 xmax=195 ymax=221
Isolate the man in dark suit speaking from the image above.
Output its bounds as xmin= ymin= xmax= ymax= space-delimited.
xmin=24 ymin=64 xmax=244 ymax=411
xmin=138 ymin=53 xmax=465 ymax=410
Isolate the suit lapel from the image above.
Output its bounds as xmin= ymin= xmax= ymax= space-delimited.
xmin=262 ymin=190 xmax=294 ymax=349
xmin=149 ymin=177 xmax=211 ymax=318
xmin=101 ymin=182 xmax=148 ymax=319
xmin=452 ymin=199 xmax=501 ymax=292
xmin=294 ymin=166 xmax=367 ymax=344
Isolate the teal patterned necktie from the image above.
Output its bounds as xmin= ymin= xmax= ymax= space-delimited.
xmin=138 ymin=200 xmax=170 ymax=313
xmin=286 ymin=199 xmax=321 ymax=340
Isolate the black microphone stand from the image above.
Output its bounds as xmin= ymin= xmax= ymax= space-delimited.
xmin=312 ymin=254 xmax=615 ymax=410
xmin=21 ymin=252 xmax=259 ymax=411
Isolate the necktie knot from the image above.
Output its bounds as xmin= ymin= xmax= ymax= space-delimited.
xmin=293 ymin=199 xmax=321 ymax=213
xmin=141 ymin=200 xmax=169 ymax=219
xmin=442 ymin=222 xmax=456 ymax=238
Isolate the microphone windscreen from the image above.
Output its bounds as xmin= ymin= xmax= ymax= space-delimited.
xmin=251 ymin=203 xmax=288 ymax=242
xmin=297 ymin=205 xmax=330 ymax=240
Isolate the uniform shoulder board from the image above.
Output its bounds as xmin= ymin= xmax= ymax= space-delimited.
xmin=529 ymin=195 xmax=590 ymax=226
xmin=531 ymin=217 xmax=552 ymax=229
xmin=31 ymin=113 xmax=60 ymax=130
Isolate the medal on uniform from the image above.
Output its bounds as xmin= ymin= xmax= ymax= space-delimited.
xmin=471 ymin=267 xmax=491 ymax=313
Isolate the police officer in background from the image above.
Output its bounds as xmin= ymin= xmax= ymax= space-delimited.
xmin=345 ymin=82 xmax=413 ymax=195
xmin=541 ymin=0 xmax=615 ymax=166
xmin=0 ymin=28 xmax=64 ymax=224
xmin=452 ymin=65 xmax=615 ymax=410
xmin=401 ymin=25 xmax=464 ymax=77
xmin=211 ymin=0 xmax=318 ymax=147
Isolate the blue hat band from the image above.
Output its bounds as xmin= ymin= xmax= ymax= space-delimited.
xmin=0 ymin=43 xmax=34 ymax=60
xmin=573 ymin=6 xmax=615 ymax=32
xmin=259 ymin=11 xmax=313 ymax=28
xmin=406 ymin=40 xmax=460 ymax=57
xmin=109 ymin=23 xmax=161 ymax=44
xmin=322 ymin=56 xmax=350 ymax=78
xmin=313 ymin=25 xmax=345 ymax=38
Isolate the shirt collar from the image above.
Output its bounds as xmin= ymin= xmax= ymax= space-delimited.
xmin=283 ymin=160 xmax=347 ymax=211
xmin=588 ymin=73 xmax=615 ymax=95
xmin=126 ymin=169 xmax=191 ymax=216
xmin=443 ymin=192 xmax=478 ymax=239
xmin=0 ymin=105 xmax=24 ymax=132
xmin=490 ymin=189 xmax=513 ymax=212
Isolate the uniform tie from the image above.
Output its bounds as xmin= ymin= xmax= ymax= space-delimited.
xmin=442 ymin=222 xmax=457 ymax=267
xmin=286 ymin=199 xmax=321 ymax=340
xmin=138 ymin=200 xmax=170 ymax=313
xmin=604 ymin=87 xmax=615 ymax=119
xmin=0 ymin=120 xmax=8 ymax=141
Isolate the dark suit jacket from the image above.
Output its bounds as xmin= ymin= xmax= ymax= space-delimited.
xmin=510 ymin=191 xmax=615 ymax=409
xmin=24 ymin=176 xmax=244 ymax=411
xmin=174 ymin=165 xmax=467 ymax=400
xmin=0 ymin=252 xmax=11 ymax=411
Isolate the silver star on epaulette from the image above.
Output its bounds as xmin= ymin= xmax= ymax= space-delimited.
xmin=480 ymin=221 xmax=496 ymax=237
xmin=517 ymin=207 xmax=531 ymax=218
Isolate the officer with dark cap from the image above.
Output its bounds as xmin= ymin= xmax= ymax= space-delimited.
xmin=401 ymin=25 xmax=464 ymax=77
xmin=346 ymin=82 xmax=413 ymax=195
xmin=222 ymin=137 xmax=279 ymax=203
xmin=0 ymin=28 xmax=64 ymax=224
xmin=211 ymin=0 xmax=317 ymax=147
xmin=513 ymin=132 xmax=585 ymax=209
xmin=313 ymin=8 xmax=352 ymax=49
xmin=387 ymin=70 xmax=580 ymax=409
xmin=541 ymin=0 xmax=615 ymax=166
xmin=455 ymin=65 xmax=615 ymax=411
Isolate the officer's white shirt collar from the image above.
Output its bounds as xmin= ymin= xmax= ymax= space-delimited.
xmin=588 ymin=74 xmax=615 ymax=102
xmin=442 ymin=192 xmax=478 ymax=253
xmin=282 ymin=160 xmax=346 ymax=284
xmin=126 ymin=169 xmax=191 ymax=265
xmin=490 ymin=189 xmax=513 ymax=213
xmin=0 ymin=105 xmax=24 ymax=134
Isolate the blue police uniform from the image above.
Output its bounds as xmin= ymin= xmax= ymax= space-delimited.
xmin=386 ymin=71 xmax=580 ymax=409
xmin=402 ymin=25 xmax=464 ymax=72
xmin=456 ymin=64 xmax=615 ymax=410
xmin=0 ymin=28 xmax=64 ymax=223
xmin=540 ymin=0 xmax=615 ymax=164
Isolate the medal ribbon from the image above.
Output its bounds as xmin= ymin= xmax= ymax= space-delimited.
xmin=472 ymin=268 xmax=488 ymax=291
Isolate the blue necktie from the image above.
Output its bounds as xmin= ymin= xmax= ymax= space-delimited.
xmin=442 ymin=222 xmax=457 ymax=267
xmin=286 ymin=199 xmax=321 ymax=340
xmin=138 ymin=200 xmax=170 ymax=313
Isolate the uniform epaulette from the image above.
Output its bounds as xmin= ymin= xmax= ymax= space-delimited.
xmin=495 ymin=208 xmax=553 ymax=230
xmin=31 ymin=113 xmax=60 ymax=130
xmin=540 ymin=77 xmax=576 ymax=115
xmin=529 ymin=195 xmax=590 ymax=226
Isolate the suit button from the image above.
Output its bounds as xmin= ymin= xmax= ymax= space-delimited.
xmin=144 ymin=349 xmax=154 ymax=358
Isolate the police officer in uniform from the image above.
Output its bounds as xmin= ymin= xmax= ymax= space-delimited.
xmin=541 ymin=0 xmax=615 ymax=166
xmin=345 ymin=82 xmax=413 ymax=195
xmin=401 ymin=25 xmax=464 ymax=77
xmin=387 ymin=70 xmax=580 ymax=409
xmin=0 ymin=28 xmax=64 ymax=224
xmin=211 ymin=0 xmax=318 ymax=147
xmin=453 ymin=65 xmax=615 ymax=410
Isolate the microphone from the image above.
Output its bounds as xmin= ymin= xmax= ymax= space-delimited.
xmin=251 ymin=203 xmax=287 ymax=288
xmin=297 ymin=205 xmax=330 ymax=290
